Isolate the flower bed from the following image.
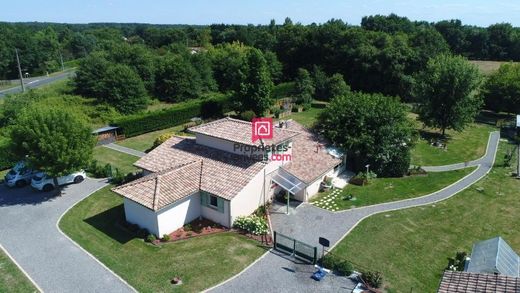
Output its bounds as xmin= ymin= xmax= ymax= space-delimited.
xmin=161 ymin=218 xmax=227 ymax=243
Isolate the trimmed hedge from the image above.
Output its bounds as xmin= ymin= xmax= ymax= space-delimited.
xmin=111 ymin=95 xmax=231 ymax=138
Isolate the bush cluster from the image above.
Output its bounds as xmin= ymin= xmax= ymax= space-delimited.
xmin=321 ymin=254 xmax=353 ymax=276
xmin=361 ymin=270 xmax=384 ymax=288
xmin=86 ymin=160 xmax=113 ymax=178
xmin=233 ymin=215 xmax=269 ymax=235
xmin=111 ymin=95 xmax=230 ymax=137
xmin=111 ymin=169 xmax=141 ymax=185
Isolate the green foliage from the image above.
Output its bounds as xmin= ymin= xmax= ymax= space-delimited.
xmin=154 ymin=54 xmax=202 ymax=102
xmin=102 ymin=64 xmax=149 ymax=114
xmin=109 ymin=43 xmax=156 ymax=91
xmin=414 ymin=54 xmax=483 ymax=136
xmin=162 ymin=234 xmax=171 ymax=242
xmin=233 ymin=215 xmax=269 ymax=235
xmin=111 ymin=95 xmax=229 ymax=137
xmin=446 ymin=251 xmax=467 ymax=271
xmin=361 ymin=270 xmax=384 ymax=288
xmin=319 ymin=91 xmax=415 ymax=177
xmin=208 ymin=42 xmax=249 ymax=92
xmin=183 ymin=224 xmax=192 ymax=232
xmin=235 ymin=48 xmax=274 ymax=115
xmin=239 ymin=110 xmax=256 ymax=122
xmin=327 ymin=73 xmax=350 ymax=99
xmin=87 ymin=161 xmax=113 ymax=178
xmin=9 ymin=108 xmax=94 ymax=177
xmin=294 ymin=68 xmax=314 ymax=105
xmin=152 ymin=133 xmax=173 ymax=149
xmin=146 ymin=234 xmax=157 ymax=243
xmin=263 ymin=51 xmax=283 ymax=83
xmin=321 ymin=254 xmax=353 ymax=276
xmin=482 ymin=63 xmax=520 ymax=114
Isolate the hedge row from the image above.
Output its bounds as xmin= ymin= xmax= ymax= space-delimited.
xmin=111 ymin=95 xmax=231 ymax=138
xmin=0 ymin=138 xmax=14 ymax=171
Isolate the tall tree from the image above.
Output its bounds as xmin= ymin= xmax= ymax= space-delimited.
xmin=482 ymin=63 xmax=520 ymax=114
xmin=154 ymin=54 xmax=202 ymax=102
xmin=319 ymin=92 xmax=415 ymax=177
xmin=9 ymin=108 xmax=94 ymax=185
xmin=236 ymin=48 xmax=273 ymax=115
xmin=414 ymin=54 xmax=483 ymax=136
xmin=327 ymin=73 xmax=350 ymax=99
xmin=294 ymin=68 xmax=314 ymax=105
xmin=102 ymin=64 xmax=149 ymax=114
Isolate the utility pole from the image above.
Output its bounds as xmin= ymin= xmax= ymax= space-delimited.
xmin=59 ymin=51 xmax=65 ymax=71
xmin=15 ymin=48 xmax=25 ymax=92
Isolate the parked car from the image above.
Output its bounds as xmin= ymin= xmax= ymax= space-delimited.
xmin=4 ymin=161 xmax=38 ymax=187
xmin=31 ymin=171 xmax=86 ymax=191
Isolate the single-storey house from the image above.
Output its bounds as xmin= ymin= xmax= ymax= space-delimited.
xmin=464 ymin=236 xmax=520 ymax=277
xmin=113 ymin=117 xmax=346 ymax=237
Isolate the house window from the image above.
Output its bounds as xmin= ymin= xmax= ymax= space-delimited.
xmin=209 ymin=195 xmax=218 ymax=208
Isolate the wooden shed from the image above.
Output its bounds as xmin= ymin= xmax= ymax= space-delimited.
xmin=92 ymin=126 xmax=120 ymax=145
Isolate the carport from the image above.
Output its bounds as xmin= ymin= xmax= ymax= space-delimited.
xmin=271 ymin=169 xmax=305 ymax=214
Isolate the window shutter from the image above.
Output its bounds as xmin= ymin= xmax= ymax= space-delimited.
xmin=217 ymin=197 xmax=224 ymax=213
xmin=200 ymin=191 xmax=208 ymax=207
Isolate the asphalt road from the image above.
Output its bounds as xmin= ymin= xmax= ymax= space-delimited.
xmin=0 ymin=70 xmax=75 ymax=98
xmin=0 ymin=178 xmax=135 ymax=293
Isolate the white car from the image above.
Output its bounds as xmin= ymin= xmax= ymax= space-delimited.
xmin=4 ymin=161 xmax=38 ymax=187
xmin=31 ymin=171 xmax=86 ymax=191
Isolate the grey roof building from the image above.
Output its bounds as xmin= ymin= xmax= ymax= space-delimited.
xmin=465 ymin=237 xmax=520 ymax=277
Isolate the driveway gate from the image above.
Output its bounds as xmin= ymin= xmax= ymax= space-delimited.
xmin=273 ymin=231 xmax=317 ymax=264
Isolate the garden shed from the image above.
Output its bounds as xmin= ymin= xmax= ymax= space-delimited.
xmin=92 ymin=126 xmax=120 ymax=145
xmin=465 ymin=236 xmax=520 ymax=277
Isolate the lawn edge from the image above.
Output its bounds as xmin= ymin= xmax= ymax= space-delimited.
xmin=55 ymin=181 xmax=139 ymax=293
xmin=328 ymin=132 xmax=499 ymax=251
xmin=0 ymin=244 xmax=43 ymax=293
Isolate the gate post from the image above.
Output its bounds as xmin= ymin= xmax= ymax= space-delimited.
xmin=274 ymin=231 xmax=277 ymax=249
xmin=292 ymin=239 xmax=296 ymax=256
xmin=313 ymin=246 xmax=318 ymax=264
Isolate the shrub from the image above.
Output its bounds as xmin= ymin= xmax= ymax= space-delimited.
xmin=201 ymin=98 xmax=224 ymax=118
xmin=239 ymin=110 xmax=256 ymax=122
xmin=146 ymin=234 xmax=157 ymax=243
xmin=361 ymin=270 xmax=383 ymax=288
xmin=183 ymin=224 xmax=192 ymax=231
xmin=152 ymin=133 xmax=173 ymax=148
xmin=162 ymin=234 xmax=171 ymax=242
xmin=336 ymin=260 xmax=353 ymax=276
xmin=233 ymin=215 xmax=269 ymax=235
xmin=129 ymin=223 xmax=140 ymax=232
xmin=137 ymin=228 xmax=149 ymax=238
xmin=87 ymin=160 xmax=113 ymax=178
xmin=446 ymin=251 xmax=467 ymax=271
xmin=320 ymin=254 xmax=353 ymax=276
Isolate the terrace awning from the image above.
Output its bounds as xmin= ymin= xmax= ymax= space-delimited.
xmin=271 ymin=169 xmax=305 ymax=195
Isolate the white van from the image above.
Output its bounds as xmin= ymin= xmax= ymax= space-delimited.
xmin=4 ymin=161 xmax=38 ymax=187
xmin=31 ymin=171 xmax=86 ymax=191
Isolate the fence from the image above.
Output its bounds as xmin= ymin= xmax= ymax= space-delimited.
xmin=273 ymin=231 xmax=317 ymax=264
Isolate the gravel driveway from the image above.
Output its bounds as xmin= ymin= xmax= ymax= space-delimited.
xmin=0 ymin=178 xmax=135 ymax=293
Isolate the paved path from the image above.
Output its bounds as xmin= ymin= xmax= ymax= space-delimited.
xmin=103 ymin=143 xmax=146 ymax=157
xmin=0 ymin=178 xmax=135 ymax=293
xmin=0 ymin=70 xmax=75 ymax=98
xmin=211 ymin=131 xmax=500 ymax=292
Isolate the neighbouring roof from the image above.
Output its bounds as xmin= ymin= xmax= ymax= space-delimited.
xmin=281 ymin=120 xmax=342 ymax=183
xmin=112 ymin=161 xmax=202 ymax=211
xmin=132 ymin=136 xmax=265 ymax=203
xmin=92 ymin=126 xmax=119 ymax=134
xmin=188 ymin=117 xmax=300 ymax=147
xmin=466 ymin=237 xmax=520 ymax=277
xmin=438 ymin=271 xmax=520 ymax=293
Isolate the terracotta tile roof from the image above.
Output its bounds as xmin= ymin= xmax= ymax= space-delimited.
xmin=281 ymin=120 xmax=342 ymax=183
xmin=188 ymin=117 xmax=299 ymax=147
xmin=132 ymin=136 xmax=265 ymax=202
xmin=438 ymin=271 xmax=520 ymax=293
xmin=112 ymin=161 xmax=202 ymax=211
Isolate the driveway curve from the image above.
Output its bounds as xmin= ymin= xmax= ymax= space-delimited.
xmin=0 ymin=178 xmax=134 ymax=293
xmin=210 ymin=131 xmax=500 ymax=292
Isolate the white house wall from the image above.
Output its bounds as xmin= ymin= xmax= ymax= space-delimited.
xmin=201 ymin=201 xmax=231 ymax=227
xmin=124 ymin=198 xmax=159 ymax=236
xmin=156 ymin=193 xmax=201 ymax=236
xmin=230 ymin=167 xmax=268 ymax=225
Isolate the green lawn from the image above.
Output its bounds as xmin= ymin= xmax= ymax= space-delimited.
xmin=411 ymin=122 xmax=496 ymax=166
xmin=93 ymin=147 xmax=139 ymax=174
xmin=0 ymin=248 xmax=38 ymax=293
xmin=116 ymin=125 xmax=188 ymax=152
xmin=333 ymin=142 xmax=519 ymax=292
xmin=311 ymin=168 xmax=475 ymax=210
xmin=59 ymin=186 xmax=266 ymax=292
xmin=285 ymin=107 xmax=325 ymax=128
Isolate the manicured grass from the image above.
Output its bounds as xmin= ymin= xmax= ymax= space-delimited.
xmin=59 ymin=186 xmax=266 ymax=292
xmin=333 ymin=142 xmax=518 ymax=292
xmin=116 ymin=125 xmax=188 ymax=152
xmin=469 ymin=60 xmax=514 ymax=75
xmin=311 ymin=168 xmax=475 ymax=210
xmin=285 ymin=107 xmax=325 ymax=128
xmin=411 ymin=122 xmax=496 ymax=166
xmin=92 ymin=147 xmax=139 ymax=174
xmin=0 ymin=248 xmax=37 ymax=293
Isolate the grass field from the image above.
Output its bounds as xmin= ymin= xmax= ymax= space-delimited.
xmin=285 ymin=107 xmax=325 ymax=128
xmin=333 ymin=142 xmax=519 ymax=292
xmin=116 ymin=125 xmax=187 ymax=152
xmin=59 ymin=186 xmax=266 ymax=292
xmin=469 ymin=60 xmax=513 ymax=75
xmin=92 ymin=147 xmax=139 ymax=174
xmin=411 ymin=119 xmax=496 ymax=166
xmin=0 ymin=248 xmax=37 ymax=293
xmin=311 ymin=167 xmax=475 ymax=210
